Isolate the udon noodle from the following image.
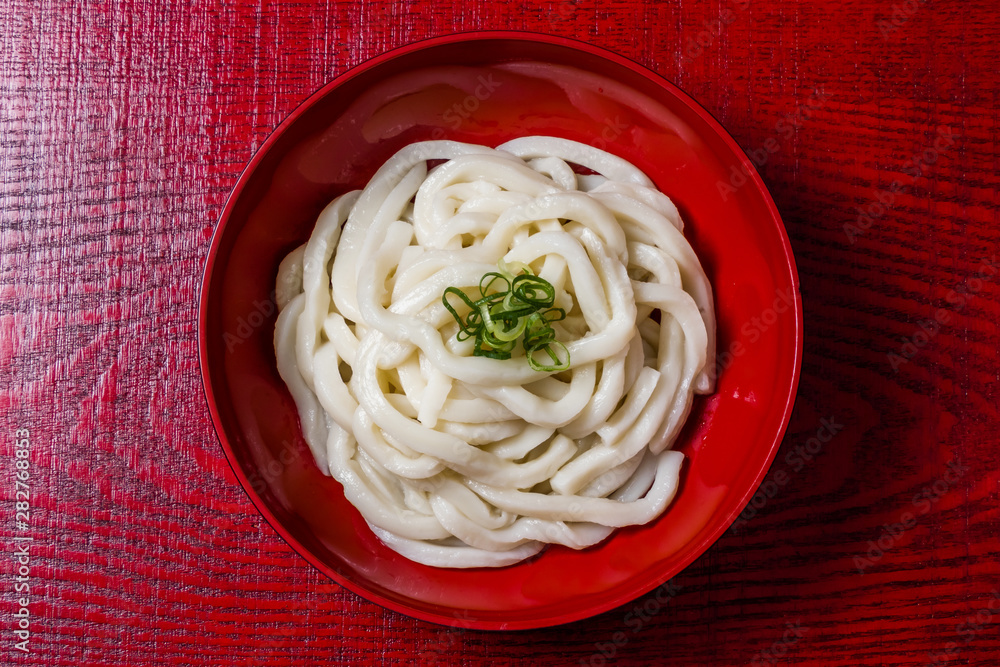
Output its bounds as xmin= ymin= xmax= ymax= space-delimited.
xmin=273 ymin=137 xmax=715 ymax=568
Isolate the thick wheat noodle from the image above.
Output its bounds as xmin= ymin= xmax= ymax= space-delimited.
xmin=273 ymin=137 xmax=715 ymax=568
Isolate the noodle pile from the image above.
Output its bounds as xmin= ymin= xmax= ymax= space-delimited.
xmin=273 ymin=137 xmax=715 ymax=567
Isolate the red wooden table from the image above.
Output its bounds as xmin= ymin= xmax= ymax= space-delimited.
xmin=3 ymin=1 xmax=999 ymax=665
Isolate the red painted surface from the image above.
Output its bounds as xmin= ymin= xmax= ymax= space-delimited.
xmin=3 ymin=0 xmax=999 ymax=664
xmin=200 ymin=33 xmax=802 ymax=631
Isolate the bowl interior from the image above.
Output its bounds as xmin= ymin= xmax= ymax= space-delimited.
xmin=199 ymin=33 xmax=801 ymax=630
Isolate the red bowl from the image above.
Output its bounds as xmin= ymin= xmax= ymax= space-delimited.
xmin=199 ymin=31 xmax=802 ymax=630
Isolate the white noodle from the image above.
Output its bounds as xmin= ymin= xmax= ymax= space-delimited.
xmin=273 ymin=138 xmax=715 ymax=567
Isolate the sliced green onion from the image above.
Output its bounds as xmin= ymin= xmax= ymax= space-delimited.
xmin=527 ymin=340 xmax=570 ymax=372
xmin=442 ymin=261 xmax=570 ymax=371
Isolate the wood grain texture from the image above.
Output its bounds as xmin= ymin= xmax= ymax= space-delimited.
xmin=1 ymin=0 xmax=998 ymax=664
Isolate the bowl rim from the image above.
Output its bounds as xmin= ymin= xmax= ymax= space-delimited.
xmin=198 ymin=29 xmax=803 ymax=630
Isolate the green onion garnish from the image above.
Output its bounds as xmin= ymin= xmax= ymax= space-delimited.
xmin=442 ymin=262 xmax=570 ymax=372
